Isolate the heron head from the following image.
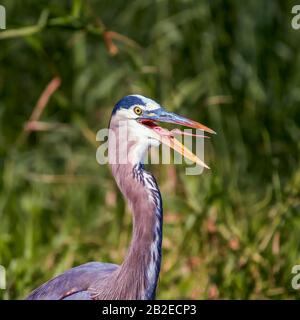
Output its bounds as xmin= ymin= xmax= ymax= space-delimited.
xmin=109 ymin=95 xmax=215 ymax=168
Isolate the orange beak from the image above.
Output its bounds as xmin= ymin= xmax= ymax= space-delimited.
xmin=139 ymin=109 xmax=215 ymax=169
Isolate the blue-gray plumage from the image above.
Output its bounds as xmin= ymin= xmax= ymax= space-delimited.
xmin=26 ymin=95 xmax=214 ymax=300
xmin=27 ymin=262 xmax=118 ymax=300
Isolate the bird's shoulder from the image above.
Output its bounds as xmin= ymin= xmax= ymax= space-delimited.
xmin=26 ymin=262 xmax=118 ymax=300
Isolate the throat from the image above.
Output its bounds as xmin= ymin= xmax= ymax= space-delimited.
xmin=112 ymin=163 xmax=163 ymax=299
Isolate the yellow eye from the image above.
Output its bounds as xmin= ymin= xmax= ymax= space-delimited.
xmin=133 ymin=106 xmax=143 ymax=115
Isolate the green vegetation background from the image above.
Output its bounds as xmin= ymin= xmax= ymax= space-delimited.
xmin=0 ymin=0 xmax=300 ymax=299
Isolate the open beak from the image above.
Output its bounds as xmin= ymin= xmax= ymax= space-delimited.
xmin=138 ymin=108 xmax=216 ymax=169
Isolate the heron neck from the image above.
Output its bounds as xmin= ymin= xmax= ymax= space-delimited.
xmin=111 ymin=163 xmax=163 ymax=299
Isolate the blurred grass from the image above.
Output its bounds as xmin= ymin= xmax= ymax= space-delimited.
xmin=0 ymin=0 xmax=300 ymax=299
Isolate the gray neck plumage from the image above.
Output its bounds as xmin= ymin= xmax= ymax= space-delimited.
xmin=110 ymin=162 xmax=163 ymax=299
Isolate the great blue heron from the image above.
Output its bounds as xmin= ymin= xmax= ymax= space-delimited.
xmin=26 ymin=95 xmax=215 ymax=300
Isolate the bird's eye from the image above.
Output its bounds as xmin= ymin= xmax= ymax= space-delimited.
xmin=133 ymin=106 xmax=143 ymax=116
